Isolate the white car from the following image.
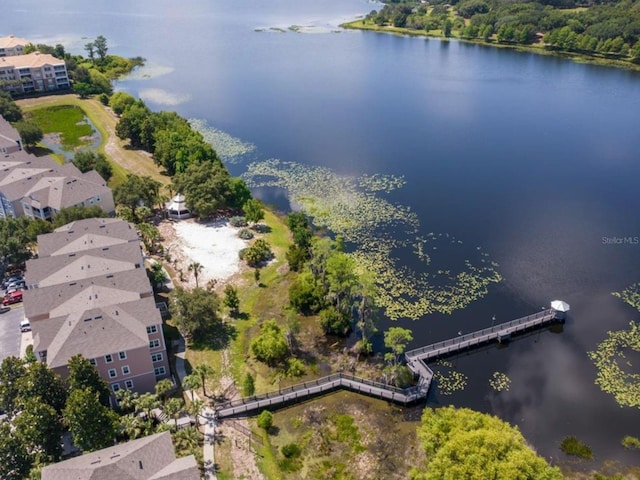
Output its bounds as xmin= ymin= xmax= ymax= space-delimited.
xmin=20 ymin=319 xmax=31 ymax=332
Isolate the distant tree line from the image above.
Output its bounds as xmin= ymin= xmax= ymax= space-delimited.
xmin=365 ymin=0 xmax=640 ymax=62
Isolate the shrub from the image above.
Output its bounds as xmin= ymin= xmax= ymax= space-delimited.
xmin=243 ymin=239 xmax=273 ymax=267
xmin=286 ymin=358 xmax=306 ymax=377
xmin=560 ymin=436 xmax=593 ymax=459
xmin=257 ymin=410 xmax=273 ymax=430
xmin=281 ymin=443 xmax=301 ymax=458
xmin=229 ymin=216 xmax=247 ymax=227
xmin=238 ymin=228 xmax=253 ymax=240
xmin=622 ymin=435 xmax=640 ymax=450
xmin=242 ymin=373 xmax=255 ymax=397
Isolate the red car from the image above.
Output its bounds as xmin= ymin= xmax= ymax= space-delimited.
xmin=2 ymin=291 xmax=23 ymax=306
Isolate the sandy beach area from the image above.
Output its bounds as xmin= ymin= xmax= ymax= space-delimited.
xmin=158 ymin=218 xmax=248 ymax=289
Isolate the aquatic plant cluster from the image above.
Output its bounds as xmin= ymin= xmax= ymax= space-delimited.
xmin=612 ymin=283 xmax=640 ymax=311
xmin=433 ymin=360 xmax=468 ymax=395
xmin=243 ymin=159 xmax=501 ymax=320
xmin=489 ymin=371 xmax=511 ymax=392
xmin=189 ymin=118 xmax=256 ymax=163
xmin=588 ymin=285 xmax=640 ymax=408
xmin=588 ymin=320 xmax=640 ymax=408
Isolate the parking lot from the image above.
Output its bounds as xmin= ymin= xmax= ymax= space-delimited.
xmin=0 ymin=304 xmax=24 ymax=360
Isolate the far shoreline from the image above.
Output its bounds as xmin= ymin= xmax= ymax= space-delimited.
xmin=340 ymin=19 xmax=640 ymax=73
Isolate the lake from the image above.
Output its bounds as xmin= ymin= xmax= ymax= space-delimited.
xmin=3 ymin=0 xmax=640 ymax=467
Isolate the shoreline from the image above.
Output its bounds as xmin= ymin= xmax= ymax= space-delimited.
xmin=340 ymin=19 xmax=640 ymax=73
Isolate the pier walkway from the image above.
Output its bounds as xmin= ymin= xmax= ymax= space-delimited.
xmin=215 ymin=306 xmax=566 ymax=418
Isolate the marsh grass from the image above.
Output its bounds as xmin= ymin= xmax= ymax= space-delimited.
xmin=26 ymin=105 xmax=93 ymax=150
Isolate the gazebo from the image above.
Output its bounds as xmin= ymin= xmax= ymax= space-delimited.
xmin=165 ymin=193 xmax=191 ymax=219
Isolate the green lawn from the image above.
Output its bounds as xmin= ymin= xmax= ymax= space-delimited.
xmin=26 ymin=105 xmax=96 ymax=151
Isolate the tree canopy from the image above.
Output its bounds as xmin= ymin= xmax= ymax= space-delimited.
xmin=410 ymin=406 xmax=562 ymax=480
xmin=250 ymin=319 xmax=290 ymax=366
xmin=0 ymin=91 xmax=23 ymax=122
xmin=72 ymin=150 xmax=113 ymax=182
xmin=14 ymin=120 xmax=43 ymax=148
xmin=63 ymin=388 xmax=118 ymax=452
xmin=113 ymin=174 xmax=161 ymax=221
xmin=169 ymin=287 xmax=222 ymax=339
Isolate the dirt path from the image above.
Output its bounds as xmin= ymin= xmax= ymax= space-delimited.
xmin=17 ymin=94 xmax=170 ymax=187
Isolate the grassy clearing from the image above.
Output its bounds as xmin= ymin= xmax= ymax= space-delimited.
xmin=18 ymin=94 xmax=170 ymax=189
xmin=26 ymin=105 xmax=93 ymax=150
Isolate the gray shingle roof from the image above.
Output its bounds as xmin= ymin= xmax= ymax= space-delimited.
xmin=25 ymin=242 xmax=144 ymax=287
xmin=39 ymin=218 xmax=138 ymax=257
xmin=41 ymin=431 xmax=199 ymax=480
xmin=33 ymin=298 xmax=161 ymax=369
xmin=0 ymin=115 xmax=21 ymax=150
xmin=24 ymin=268 xmax=152 ymax=320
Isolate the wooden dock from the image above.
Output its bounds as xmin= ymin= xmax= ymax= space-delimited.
xmin=215 ymin=306 xmax=565 ymax=418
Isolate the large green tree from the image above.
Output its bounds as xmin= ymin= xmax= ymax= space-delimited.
xmin=52 ymin=205 xmax=107 ymax=228
xmin=13 ymin=397 xmax=64 ymax=462
xmin=72 ymin=149 xmax=113 ymax=182
xmin=114 ymin=174 xmax=161 ymax=221
xmin=410 ymin=407 xmax=562 ymax=480
xmin=250 ymin=319 xmax=289 ymax=366
xmin=14 ymin=120 xmax=43 ymax=148
xmin=243 ymin=198 xmax=265 ymax=224
xmin=17 ymin=361 xmax=67 ymax=414
xmin=0 ymin=91 xmax=23 ymax=122
xmin=169 ymin=287 xmax=222 ymax=339
xmin=0 ymin=423 xmax=32 ymax=480
xmin=0 ymin=356 xmax=26 ymax=414
xmin=67 ymin=354 xmax=111 ymax=407
xmin=63 ymin=388 xmax=118 ymax=452
xmin=172 ymin=160 xmax=234 ymax=218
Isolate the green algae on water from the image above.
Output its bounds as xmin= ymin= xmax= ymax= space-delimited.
xmin=244 ymin=159 xmax=502 ymax=320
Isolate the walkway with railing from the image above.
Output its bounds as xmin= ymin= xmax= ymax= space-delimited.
xmin=215 ymin=307 xmax=564 ymax=418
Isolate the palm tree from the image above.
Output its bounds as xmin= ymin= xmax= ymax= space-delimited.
xmin=193 ymin=363 xmax=214 ymax=398
xmin=155 ymin=379 xmax=174 ymax=405
xmin=182 ymin=373 xmax=202 ymax=402
xmin=164 ymin=397 xmax=184 ymax=430
xmin=119 ymin=413 xmax=145 ymax=440
xmin=188 ymin=261 xmax=203 ymax=288
xmin=187 ymin=398 xmax=204 ymax=423
xmin=133 ymin=392 xmax=160 ymax=429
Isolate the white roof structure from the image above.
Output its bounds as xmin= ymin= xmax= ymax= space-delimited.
xmin=165 ymin=193 xmax=190 ymax=219
xmin=551 ymin=300 xmax=570 ymax=312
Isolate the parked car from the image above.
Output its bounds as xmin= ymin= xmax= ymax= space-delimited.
xmin=2 ymin=291 xmax=23 ymax=305
xmin=6 ymin=280 xmax=25 ymax=290
xmin=1 ymin=276 xmax=23 ymax=290
xmin=20 ymin=319 xmax=31 ymax=332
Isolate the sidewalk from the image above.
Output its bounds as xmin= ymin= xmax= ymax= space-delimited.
xmin=173 ymin=337 xmax=217 ymax=480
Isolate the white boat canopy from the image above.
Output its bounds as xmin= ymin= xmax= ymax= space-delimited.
xmin=551 ymin=300 xmax=570 ymax=312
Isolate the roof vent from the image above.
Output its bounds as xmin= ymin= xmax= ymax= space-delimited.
xmin=139 ymin=461 xmax=143 ymax=469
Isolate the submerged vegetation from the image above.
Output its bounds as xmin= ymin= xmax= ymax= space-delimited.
xmin=560 ymin=435 xmax=594 ymax=459
xmin=244 ymin=159 xmax=501 ymax=320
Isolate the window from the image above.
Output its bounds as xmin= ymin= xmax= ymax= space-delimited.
xmin=151 ymin=353 xmax=163 ymax=363
xmin=125 ymin=380 xmax=134 ymax=389
xmin=149 ymin=339 xmax=160 ymax=348
xmin=111 ymin=383 xmax=120 ymax=392
xmin=105 ymin=354 xmax=113 ymax=363
xmin=147 ymin=325 xmax=157 ymax=334
xmin=118 ymin=351 xmax=127 ymax=360
xmin=154 ymin=367 xmax=166 ymax=377
xmin=122 ymin=365 xmax=130 ymax=375
xmin=89 ymin=358 xmax=97 ymax=366
xmin=108 ymin=368 xmax=117 ymax=378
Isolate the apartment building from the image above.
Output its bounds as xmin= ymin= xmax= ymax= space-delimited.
xmin=0 ymin=51 xmax=69 ymax=94
xmin=25 ymin=218 xmax=171 ymax=401
xmin=0 ymin=149 xmax=115 ymax=219
xmin=0 ymin=35 xmax=29 ymax=57
xmin=0 ymin=115 xmax=22 ymax=154
xmin=41 ymin=431 xmax=199 ymax=480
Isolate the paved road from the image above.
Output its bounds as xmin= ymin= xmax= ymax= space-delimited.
xmin=0 ymin=304 xmax=24 ymax=360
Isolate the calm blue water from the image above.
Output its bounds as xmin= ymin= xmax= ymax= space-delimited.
xmin=4 ymin=0 xmax=640 ymax=467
